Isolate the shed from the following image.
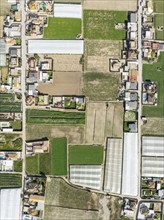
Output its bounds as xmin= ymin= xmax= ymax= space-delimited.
xmin=54 ymin=3 xmax=82 ymax=18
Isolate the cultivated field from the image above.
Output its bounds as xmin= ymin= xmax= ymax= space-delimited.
xmin=37 ymin=72 xmax=82 ymax=96
xmin=154 ymin=14 xmax=164 ymax=40
xmin=26 ymin=124 xmax=85 ymax=144
xmin=14 ymin=160 xmax=22 ymax=172
xmin=51 ymin=55 xmax=82 ymax=72
xmin=142 ymin=52 xmax=164 ymax=117
xmin=26 ymin=137 xmax=67 ymax=175
xmin=85 ymin=102 xmax=123 ymax=144
xmin=26 ymin=109 xmax=85 ymax=125
xmin=84 ymin=40 xmax=122 ymax=72
xmin=83 ymin=0 xmax=137 ymax=11
xmin=45 ymin=178 xmax=99 ymax=209
xmin=0 ymin=134 xmax=22 ymax=151
xmin=69 ymin=145 xmax=104 ymax=164
xmin=82 ymin=72 xmax=120 ymax=101
xmin=84 ymin=10 xmax=127 ymax=40
xmin=0 ymin=16 xmax=4 ymax=38
xmin=0 ymin=174 xmax=22 ymax=188
xmin=142 ymin=117 xmax=164 ymax=136
xmin=44 ymin=17 xmax=81 ymax=39
xmin=0 ymin=93 xmax=21 ymax=112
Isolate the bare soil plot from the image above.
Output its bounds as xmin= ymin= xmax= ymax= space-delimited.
xmin=85 ymin=102 xmax=123 ymax=144
xmin=142 ymin=117 xmax=164 ymax=136
xmin=51 ymin=55 xmax=82 ymax=72
xmin=26 ymin=124 xmax=85 ymax=144
xmin=83 ymin=0 xmax=137 ymax=11
xmin=82 ymin=72 xmax=120 ymax=101
xmin=0 ymin=16 xmax=4 ymax=38
xmin=0 ymin=0 xmax=11 ymax=16
xmin=37 ymin=72 xmax=82 ymax=96
xmin=84 ymin=40 xmax=122 ymax=72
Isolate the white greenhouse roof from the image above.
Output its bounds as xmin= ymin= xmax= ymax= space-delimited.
xmin=70 ymin=165 xmax=102 ymax=190
xmin=122 ymin=133 xmax=138 ymax=196
xmin=0 ymin=188 xmax=21 ymax=220
xmin=142 ymin=136 xmax=164 ymax=157
xmin=142 ymin=157 xmax=164 ymax=178
xmin=54 ymin=3 xmax=82 ymax=18
xmin=28 ymin=40 xmax=84 ymax=54
xmin=104 ymin=138 xmax=123 ymax=194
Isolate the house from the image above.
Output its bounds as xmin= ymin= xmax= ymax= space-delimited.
xmin=130 ymin=12 xmax=137 ymax=23
xmin=143 ymin=41 xmax=151 ymax=48
xmin=128 ymin=122 xmax=138 ymax=132
xmin=4 ymin=24 xmax=21 ymax=37
xmin=26 ymin=139 xmax=49 ymax=155
xmin=125 ymin=101 xmax=138 ymax=110
xmin=28 ymin=71 xmax=40 ymax=82
xmin=0 ymin=39 xmax=6 ymax=66
xmin=28 ymin=84 xmax=38 ymax=96
xmin=124 ymin=92 xmax=138 ymax=101
xmin=126 ymin=81 xmax=138 ymax=90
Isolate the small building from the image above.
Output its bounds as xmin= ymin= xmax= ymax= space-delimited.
xmin=125 ymin=101 xmax=138 ymax=110
xmin=126 ymin=81 xmax=138 ymax=90
xmin=124 ymin=92 xmax=138 ymax=101
xmin=26 ymin=139 xmax=49 ymax=155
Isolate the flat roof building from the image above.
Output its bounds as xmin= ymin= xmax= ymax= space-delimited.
xmin=28 ymin=40 xmax=84 ymax=54
xmin=54 ymin=3 xmax=82 ymax=18
xmin=122 ymin=133 xmax=138 ymax=196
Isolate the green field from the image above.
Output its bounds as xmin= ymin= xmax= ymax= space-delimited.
xmin=83 ymin=72 xmax=120 ymax=101
xmin=10 ymin=120 xmax=22 ymax=131
xmin=26 ymin=109 xmax=85 ymax=125
xmin=0 ymin=134 xmax=22 ymax=151
xmin=69 ymin=145 xmax=104 ymax=164
xmin=26 ymin=137 xmax=67 ymax=176
xmin=0 ymin=93 xmax=21 ymax=112
xmin=44 ymin=17 xmax=81 ymax=39
xmin=154 ymin=14 xmax=164 ymax=40
xmin=142 ymin=52 xmax=164 ymax=117
xmin=14 ymin=160 xmax=22 ymax=172
xmin=84 ymin=10 xmax=127 ymax=40
xmin=154 ymin=1 xmax=164 ymax=13
xmin=0 ymin=174 xmax=22 ymax=188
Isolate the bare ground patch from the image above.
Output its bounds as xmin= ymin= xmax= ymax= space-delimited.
xmin=37 ymin=72 xmax=82 ymax=96
xmin=83 ymin=0 xmax=137 ymax=11
xmin=85 ymin=101 xmax=123 ymax=144
xmin=142 ymin=117 xmax=164 ymax=136
xmin=82 ymin=72 xmax=120 ymax=101
xmin=26 ymin=124 xmax=85 ymax=144
xmin=85 ymin=40 xmax=122 ymax=72
xmin=51 ymin=54 xmax=82 ymax=72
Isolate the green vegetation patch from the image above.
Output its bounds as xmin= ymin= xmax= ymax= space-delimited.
xmin=51 ymin=138 xmax=67 ymax=176
xmin=10 ymin=120 xmax=22 ymax=131
xmin=14 ymin=160 xmax=22 ymax=172
xmin=154 ymin=1 xmax=164 ymax=13
xmin=154 ymin=14 xmax=164 ymax=40
xmin=44 ymin=17 xmax=81 ymax=39
xmin=0 ymin=93 xmax=21 ymax=113
xmin=124 ymin=111 xmax=137 ymax=121
xmin=84 ymin=10 xmax=127 ymax=40
xmin=69 ymin=145 xmax=104 ymax=164
xmin=83 ymin=72 xmax=120 ymax=101
xmin=0 ymin=173 xmax=22 ymax=188
xmin=26 ymin=109 xmax=85 ymax=125
xmin=0 ymin=67 xmax=8 ymax=83
xmin=26 ymin=137 xmax=67 ymax=176
xmin=142 ymin=52 xmax=164 ymax=117
xmin=0 ymin=134 xmax=22 ymax=151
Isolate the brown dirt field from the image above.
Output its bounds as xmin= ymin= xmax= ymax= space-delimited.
xmin=142 ymin=117 xmax=164 ymax=136
xmin=51 ymin=55 xmax=82 ymax=72
xmin=0 ymin=16 xmax=4 ymax=38
xmin=0 ymin=0 xmax=11 ymax=16
xmin=83 ymin=0 xmax=137 ymax=11
xmin=37 ymin=72 xmax=82 ymax=96
xmin=85 ymin=40 xmax=122 ymax=72
xmin=85 ymin=101 xmax=123 ymax=144
xmin=26 ymin=124 xmax=85 ymax=144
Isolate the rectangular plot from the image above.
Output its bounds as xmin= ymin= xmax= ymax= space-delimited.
xmin=142 ymin=157 xmax=164 ymax=177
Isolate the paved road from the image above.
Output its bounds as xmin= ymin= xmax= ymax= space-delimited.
xmin=21 ymin=0 xmax=26 ymax=202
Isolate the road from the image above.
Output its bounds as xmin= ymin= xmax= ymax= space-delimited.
xmin=20 ymin=0 xmax=26 ymax=214
xmin=137 ymin=0 xmax=143 ymax=202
